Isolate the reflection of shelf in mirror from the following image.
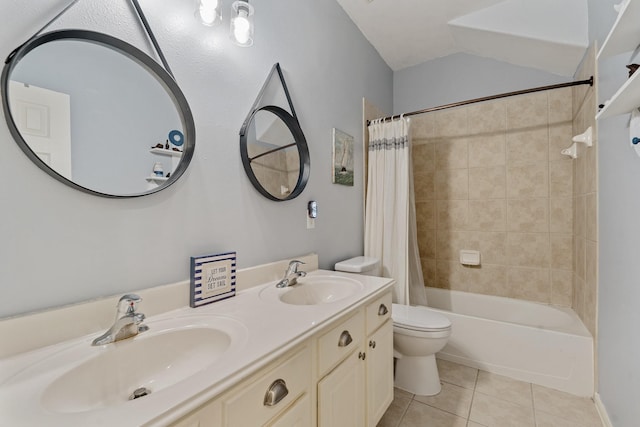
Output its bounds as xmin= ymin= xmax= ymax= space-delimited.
xmin=146 ymin=176 xmax=169 ymax=182
xmin=150 ymin=148 xmax=182 ymax=157
xmin=596 ymin=69 xmax=640 ymax=119
xmin=597 ymin=0 xmax=640 ymax=59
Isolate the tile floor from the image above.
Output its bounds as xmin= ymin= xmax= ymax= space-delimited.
xmin=377 ymin=359 xmax=603 ymax=427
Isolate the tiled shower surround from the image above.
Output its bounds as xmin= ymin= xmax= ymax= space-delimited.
xmin=412 ymin=86 xmax=576 ymax=306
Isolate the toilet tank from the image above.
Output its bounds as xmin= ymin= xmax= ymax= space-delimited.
xmin=334 ymin=256 xmax=380 ymax=276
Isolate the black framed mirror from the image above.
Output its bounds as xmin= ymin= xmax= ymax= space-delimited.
xmin=1 ymin=30 xmax=195 ymax=198
xmin=239 ymin=64 xmax=309 ymax=201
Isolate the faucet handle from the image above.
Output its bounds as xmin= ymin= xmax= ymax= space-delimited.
xmin=287 ymin=260 xmax=305 ymax=272
xmin=117 ymin=294 xmax=142 ymax=314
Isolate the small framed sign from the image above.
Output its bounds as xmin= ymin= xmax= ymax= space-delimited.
xmin=190 ymin=252 xmax=237 ymax=308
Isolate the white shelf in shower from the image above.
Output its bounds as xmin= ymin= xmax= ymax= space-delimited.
xmin=596 ymin=67 xmax=640 ymax=119
xmin=597 ymin=0 xmax=640 ymax=59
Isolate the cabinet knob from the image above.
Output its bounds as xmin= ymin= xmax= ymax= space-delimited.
xmin=378 ymin=304 xmax=389 ymax=316
xmin=369 ymin=340 xmax=376 ymax=349
xmin=263 ymin=379 xmax=289 ymax=407
xmin=338 ymin=330 xmax=353 ymax=347
xmin=358 ymin=351 xmax=366 ymax=360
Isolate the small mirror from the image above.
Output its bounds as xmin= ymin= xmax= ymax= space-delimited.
xmin=1 ymin=30 xmax=195 ymax=198
xmin=239 ymin=64 xmax=309 ymax=201
xmin=241 ymin=106 xmax=309 ymax=200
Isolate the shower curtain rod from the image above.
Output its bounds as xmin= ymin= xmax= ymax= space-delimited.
xmin=367 ymin=76 xmax=593 ymax=125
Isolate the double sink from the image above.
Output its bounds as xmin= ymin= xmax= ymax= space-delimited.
xmin=0 ymin=271 xmax=377 ymax=425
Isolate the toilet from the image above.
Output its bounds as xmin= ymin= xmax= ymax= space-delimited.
xmin=335 ymin=256 xmax=452 ymax=396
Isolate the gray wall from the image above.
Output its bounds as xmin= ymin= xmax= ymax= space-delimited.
xmin=589 ymin=0 xmax=640 ymax=425
xmin=393 ymin=52 xmax=570 ymax=114
xmin=0 ymin=0 xmax=392 ymax=318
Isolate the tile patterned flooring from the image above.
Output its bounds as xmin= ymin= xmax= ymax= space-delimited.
xmin=378 ymin=359 xmax=603 ymax=427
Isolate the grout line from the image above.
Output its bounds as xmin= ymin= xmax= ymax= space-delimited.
xmin=531 ymin=382 xmax=537 ymax=427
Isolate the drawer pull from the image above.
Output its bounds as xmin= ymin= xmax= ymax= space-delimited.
xmin=359 ymin=351 xmax=366 ymax=360
xmin=378 ymin=304 xmax=389 ymax=316
xmin=338 ymin=330 xmax=353 ymax=347
xmin=369 ymin=340 xmax=376 ymax=349
xmin=263 ymin=379 xmax=289 ymax=407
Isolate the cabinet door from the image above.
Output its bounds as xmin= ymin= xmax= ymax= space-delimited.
xmin=366 ymin=320 xmax=394 ymax=427
xmin=169 ymin=399 xmax=222 ymax=427
xmin=318 ymin=349 xmax=365 ymax=427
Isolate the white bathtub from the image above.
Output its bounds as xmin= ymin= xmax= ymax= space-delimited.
xmin=425 ymin=287 xmax=594 ymax=396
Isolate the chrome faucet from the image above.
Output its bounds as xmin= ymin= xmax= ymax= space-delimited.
xmin=276 ymin=260 xmax=307 ymax=288
xmin=92 ymin=294 xmax=148 ymax=346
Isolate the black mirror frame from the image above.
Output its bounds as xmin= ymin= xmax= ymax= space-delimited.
xmin=240 ymin=105 xmax=310 ymax=201
xmin=1 ymin=29 xmax=196 ymax=198
xmin=239 ymin=63 xmax=310 ymax=202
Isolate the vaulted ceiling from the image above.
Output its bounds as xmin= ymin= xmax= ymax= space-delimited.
xmin=335 ymin=0 xmax=589 ymax=76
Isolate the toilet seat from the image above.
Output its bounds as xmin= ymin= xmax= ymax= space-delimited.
xmin=392 ymin=303 xmax=451 ymax=333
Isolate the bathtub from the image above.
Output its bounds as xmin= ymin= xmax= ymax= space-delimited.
xmin=425 ymin=287 xmax=594 ymax=396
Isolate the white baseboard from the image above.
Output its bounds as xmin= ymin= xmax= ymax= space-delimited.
xmin=595 ymin=393 xmax=613 ymax=427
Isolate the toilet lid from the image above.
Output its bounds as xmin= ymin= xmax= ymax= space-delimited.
xmin=392 ymin=303 xmax=451 ymax=332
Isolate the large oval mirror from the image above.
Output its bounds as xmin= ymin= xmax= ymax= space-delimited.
xmin=240 ymin=106 xmax=309 ymax=201
xmin=1 ymin=30 xmax=195 ymax=198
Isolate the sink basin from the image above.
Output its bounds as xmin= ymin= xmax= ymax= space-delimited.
xmin=20 ymin=315 xmax=247 ymax=414
xmin=261 ymin=275 xmax=364 ymax=305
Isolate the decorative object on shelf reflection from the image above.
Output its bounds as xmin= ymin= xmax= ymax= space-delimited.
xmin=630 ymin=108 xmax=640 ymax=158
xmin=153 ymin=162 xmax=164 ymax=177
xmin=561 ymin=126 xmax=593 ymax=159
xmin=627 ymin=63 xmax=639 ymax=78
xmin=196 ymin=0 xmax=254 ymax=47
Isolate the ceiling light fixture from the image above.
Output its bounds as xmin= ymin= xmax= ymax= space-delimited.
xmin=230 ymin=1 xmax=254 ymax=47
xmin=197 ymin=0 xmax=222 ymax=26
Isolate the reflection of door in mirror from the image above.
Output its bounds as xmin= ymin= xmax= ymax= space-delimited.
xmin=247 ymin=111 xmax=300 ymax=198
xmin=9 ymin=81 xmax=71 ymax=179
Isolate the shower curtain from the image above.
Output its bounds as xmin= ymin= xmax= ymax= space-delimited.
xmin=364 ymin=117 xmax=427 ymax=306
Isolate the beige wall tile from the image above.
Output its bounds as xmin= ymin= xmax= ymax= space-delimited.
xmin=412 ymin=141 xmax=435 ymax=172
xmin=436 ymin=230 xmax=467 ymax=261
xmin=549 ymin=122 xmax=574 ymax=162
xmin=584 ymin=241 xmax=598 ymax=335
xmin=437 ymin=200 xmax=469 ymax=230
xmin=436 ymin=260 xmax=468 ymax=291
xmin=573 ymin=195 xmax=586 ymax=238
xmin=435 ymin=138 xmax=468 ymax=169
xmin=551 ymin=234 xmax=573 ymax=270
xmin=434 ymin=107 xmax=468 ymax=138
xmin=436 ymin=169 xmax=469 ymax=200
xmin=414 ymin=171 xmax=435 ymax=201
xmin=551 ymin=269 xmax=573 ymax=306
xmin=506 ymin=128 xmax=549 ymax=165
xmin=507 ymin=198 xmax=549 ymax=233
xmin=550 ymin=197 xmax=573 ymax=233
xmin=507 ymin=233 xmax=550 ymax=268
xmin=574 ymin=236 xmax=586 ymax=281
xmin=469 ymin=166 xmax=506 ymax=199
xmin=548 ymin=87 xmax=573 ymax=124
xmin=467 ymin=264 xmax=507 ymax=297
xmin=549 ymin=159 xmax=573 ymax=197
xmin=468 ymin=199 xmax=506 ymax=231
xmin=574 ymin=152 xmax=586 ymax=196
xmin=421 ymin=258 xmax=436 ymax=287
xmin=417 ymin=228 xmax=436 ymax=259
xmin=585 ymin=143 xmax=597 ymax=194
xmin=468 ymin=134 xmax=506 ymax=167
xmin=416 ymin=200 xmax=436 ymax=230
xmin=507 ymin=91 xmax=548 ymax=129
xmin=586 ymin=192 xmax=597 ymax=242
xmin=573 ymin=274 xmax=585 ymax=318
xmin=468 ymin=100 xmax=507 ymax=134
xmin=506 ymin=267 xmax=551 ymax=303
xmin=411 ymin=113 xmax=434 ymax=139
xmin=466 ymin=232 xmax=506 ymax=264
xmin=507 ymin=163 xmax=549 ymax=198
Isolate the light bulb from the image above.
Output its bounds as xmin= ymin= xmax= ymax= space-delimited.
xmin=232 ymin=13 xmax=251 ymax=44
xmin=198 ymin=0 xmax=221 ymax=26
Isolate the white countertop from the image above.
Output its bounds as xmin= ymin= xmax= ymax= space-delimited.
xmin=0 ymin=269 xmax=393 ymax=427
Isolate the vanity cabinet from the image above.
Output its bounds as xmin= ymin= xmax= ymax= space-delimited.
xmin=167 ymin=289 xmax=392 ymax=427
xmin=317 ymin=291 xmax=393 ymax=427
